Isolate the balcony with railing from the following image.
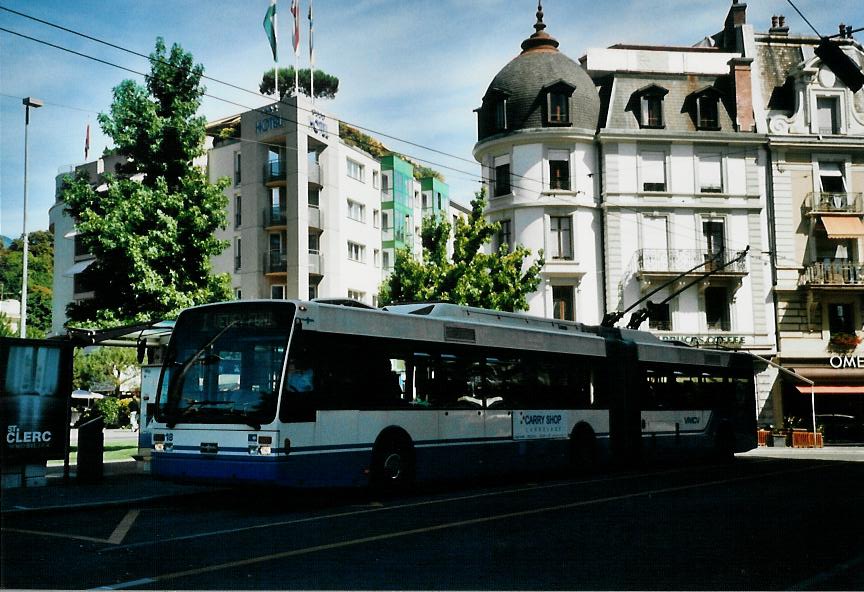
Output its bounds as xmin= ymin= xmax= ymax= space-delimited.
xmin=264 ymin=207 xmax=287 ymax=229
xmin=634 ymin=249 xmax=748 ymax=278
xmin=308 ymin=205 xmax=321 ymax=230
xmin=308 ymin=162 xmax=322 ymax=187
xmin=308 ymin=249 xmax=323 ymax=276
xmin=264 ymin=160 xmax=287 ymax=185
xmin=806 ymin=192 xmax=864 ymax=215
xmin=803 ymin=261 xmax=864 ymax=287
xmin=264 ymin=249 xmax=287 ymax=275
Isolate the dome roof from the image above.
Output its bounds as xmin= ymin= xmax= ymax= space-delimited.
xmin=476 ymin=4 xmax=600 ymax=142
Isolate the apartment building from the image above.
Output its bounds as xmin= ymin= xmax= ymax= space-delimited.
xmin=50 ymin=95 xmax=464 ymax=331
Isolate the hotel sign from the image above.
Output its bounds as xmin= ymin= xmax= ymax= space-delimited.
xmin=256 ymin=115 xmax=285 ymax=135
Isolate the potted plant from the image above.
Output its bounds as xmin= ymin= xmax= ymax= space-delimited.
xmin=828 ymin=332 xmax=862 ymax=352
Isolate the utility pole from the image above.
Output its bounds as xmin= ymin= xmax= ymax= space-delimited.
xmin=20 ymin=96 xmax=43 ymax=338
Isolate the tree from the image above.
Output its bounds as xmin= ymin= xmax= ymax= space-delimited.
xmin=0 ymin=230 xmax=54 ymax=336
xmin=62 ymin=38 xmax=231 ymax=327
xmin=73 ymin=346 xmax=138 ymax=395
xmin=260 ymin=67 xmax=339 ymax=99
xmin=378 ymin=189 xmax=545 ymax=312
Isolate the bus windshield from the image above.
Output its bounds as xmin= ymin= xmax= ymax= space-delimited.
xmin=156 ymin=303 xmax=295 ymax=428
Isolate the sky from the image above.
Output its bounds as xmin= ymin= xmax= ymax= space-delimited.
xmin=2 ymin=0 xmax=862 ymax=238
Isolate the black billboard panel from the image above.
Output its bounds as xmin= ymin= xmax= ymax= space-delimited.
xmin=0 ymin=338 xmax=72 ymax=462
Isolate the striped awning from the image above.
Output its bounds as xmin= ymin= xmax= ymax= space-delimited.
xmin=795 ymin=385 xmax=864 ymax=394
xmin=821 ymin=215 xmax=864 ymax=238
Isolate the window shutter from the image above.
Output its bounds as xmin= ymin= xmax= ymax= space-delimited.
xmin=642 ymin=152 xmax=666 ymax=185
xmin=698 ymin=154 xmax=722 ymax=192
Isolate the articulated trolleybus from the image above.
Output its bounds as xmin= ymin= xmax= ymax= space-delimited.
xmin=150 ymin=300 xmax=756 ymax=487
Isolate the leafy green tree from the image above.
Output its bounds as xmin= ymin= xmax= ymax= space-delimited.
xmin=378 ymin=190 xmax=545 ymax=312
xmin=73 ymin=346 xmax=138 ymax=395
xmin=0 ymin=312 xmax=14 ymax=337
xmin=61 ymin=38 xmax=231 ymax=327
xmin=0 ymin=230 xmax=54 ymax=336
xmin=260 ymin=67 xmax=339 ymax=99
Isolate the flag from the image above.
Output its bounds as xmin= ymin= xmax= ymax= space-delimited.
xmin=84 ymin=124 xmax=90 ymax=160
xmin=308 ymin=0 xmax=314 ymax=67
xmin=263 ymin=0 xmax=278 ymax=62
xmin=290 ymin=0 xmax=300 ymax=56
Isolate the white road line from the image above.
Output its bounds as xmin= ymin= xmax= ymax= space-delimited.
xmin=789 ymin=551 xmax=864 ymax=590
xmin=95 ymin=462 xmax=834 ymax=590
xmin=101 ymin=459 xmax=774 ymax=553
xmin=107 ymin=510 xmax=140 ymax=545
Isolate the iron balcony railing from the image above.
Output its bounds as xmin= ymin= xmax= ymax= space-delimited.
xmin=264 ymin=250 xmax=287 ymax=274
xmin=264 ymin=207 xmax=287 ymax=227
xmin=804 ymin=261 xmax=864 ymax=285
xmin=635 ymin=249 xmax=748 ymax=274
xmin=807 ymin=192 xmax=864 ymax=214
xmin=264 ymin=160 xmax=287 ymax=183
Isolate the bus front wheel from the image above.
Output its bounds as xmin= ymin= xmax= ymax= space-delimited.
xmin=371 ymin=433 xmax=415 ymax=492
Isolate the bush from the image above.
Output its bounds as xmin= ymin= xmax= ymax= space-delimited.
xmin=93 ymin=397 xmax=121 ymax=428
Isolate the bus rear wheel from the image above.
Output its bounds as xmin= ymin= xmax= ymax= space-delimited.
xmin=371 ymin=435 xmax=415 ymax=492
xmin=569 ymin=426 xmax=597 ymax=474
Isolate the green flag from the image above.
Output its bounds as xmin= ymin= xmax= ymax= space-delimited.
xmin=263 ymin=0 xmax=277 ymax=61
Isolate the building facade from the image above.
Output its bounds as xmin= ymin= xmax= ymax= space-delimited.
xmin=50 ymin=96 xmax=466 ymax=331
xmin=474 ymin=2 xmax=864 ymax=425
xmin=748 ymin=14 xmax=864 ymax=423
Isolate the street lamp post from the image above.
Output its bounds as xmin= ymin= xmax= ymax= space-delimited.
xmin=20 ymin=96 xmax=43 ymax=338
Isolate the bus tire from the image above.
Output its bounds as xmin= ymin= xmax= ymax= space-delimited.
xmin=569 ymin=424 xmax=597 ymax=474
xmin=371 ymin=430 xmax=415 ymax=492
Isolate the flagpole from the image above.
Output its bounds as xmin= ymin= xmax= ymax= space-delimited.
xmin=292 ymin=0 xmax=300 ymax=96
xmin=274 ymin=0 xmax=279 ymax=99
xmin=309 ymin=0 xmax=314 ymax=102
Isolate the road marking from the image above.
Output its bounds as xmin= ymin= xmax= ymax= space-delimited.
xmin=789 ymin=550 xmax=864 ymax=590
xmin=96 ymin=462 xmax=834 ymax=589
xmin=3 ymin=527 xmax=109 ymax=544
xmin=107 ymin=510 xmax=139 ymax=545
xmin=5 ymin=509 xmax=140 ymax=546
xmin=94 ymin=577 xmax=155 ymax=590
xmin=101 ymin=460 xmax=770 ymax=553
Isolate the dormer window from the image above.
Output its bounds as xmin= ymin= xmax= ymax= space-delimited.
xmin=495 ymin=98 xmax=508 ymax=131
xmin=478 ymin=88 xmax=511 ymax=136
xmin=542 ymin=80 xmax=575 ymax=126
xmin=688 ymin=86 xmax=723 ymax=131
xmin=817 ymin=96 xmax=840 ymax=134
xmin=548 ymin=92 xmax=569 ymax=124
xmin=697 ymin=95 xmax=720 ymax=129
xmin=631 ymin=85 xmax=669 ymax=129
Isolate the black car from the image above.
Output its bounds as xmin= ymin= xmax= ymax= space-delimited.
xmin=816 ymin=414 xmax=864 ymax=444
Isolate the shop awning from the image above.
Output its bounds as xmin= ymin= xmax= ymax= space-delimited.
xmin=820 ymin=215 xmax=864 ymax=238
xmin=795 ymin=385 xmax=864 ymax=394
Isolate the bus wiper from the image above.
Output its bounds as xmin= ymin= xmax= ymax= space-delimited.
xmin=165 ymin=321 xmax=238 ymax=427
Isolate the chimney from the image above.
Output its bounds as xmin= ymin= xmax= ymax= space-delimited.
xmin=770 ymin=14 xmax=789 ymax=35
xmin=721 ymin=1 xmax=748 ymax=51
xmin=729 ymin=57 xmax=755 ymax=132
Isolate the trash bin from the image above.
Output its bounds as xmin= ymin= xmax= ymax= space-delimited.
xmin=77 ymin=416 xmax=104 ymax=482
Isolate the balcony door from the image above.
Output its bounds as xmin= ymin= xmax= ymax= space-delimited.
xmin=642 ymin=215 xmax=668 ymax=271
xmin=702 ymin=219 xmax=725 ymax=268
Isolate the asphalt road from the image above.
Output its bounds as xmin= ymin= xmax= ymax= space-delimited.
xmin=2 ymin=457 xmax=863 ymax=590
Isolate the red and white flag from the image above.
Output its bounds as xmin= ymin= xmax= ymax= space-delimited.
xmin=290 ymin=0 xmax=300 ymax=55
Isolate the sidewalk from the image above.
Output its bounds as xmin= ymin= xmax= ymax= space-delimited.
xmin=1 ymin=460 xmax=220 ymax=515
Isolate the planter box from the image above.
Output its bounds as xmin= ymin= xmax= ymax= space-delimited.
xmin=757 ymin=429 xmax=771 ymax=447
xmin=791 ymin=430 xmax=823 ymax=448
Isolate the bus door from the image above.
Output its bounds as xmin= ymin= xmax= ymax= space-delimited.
xmin=642 ymin=369 xmax=705 ymax=451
